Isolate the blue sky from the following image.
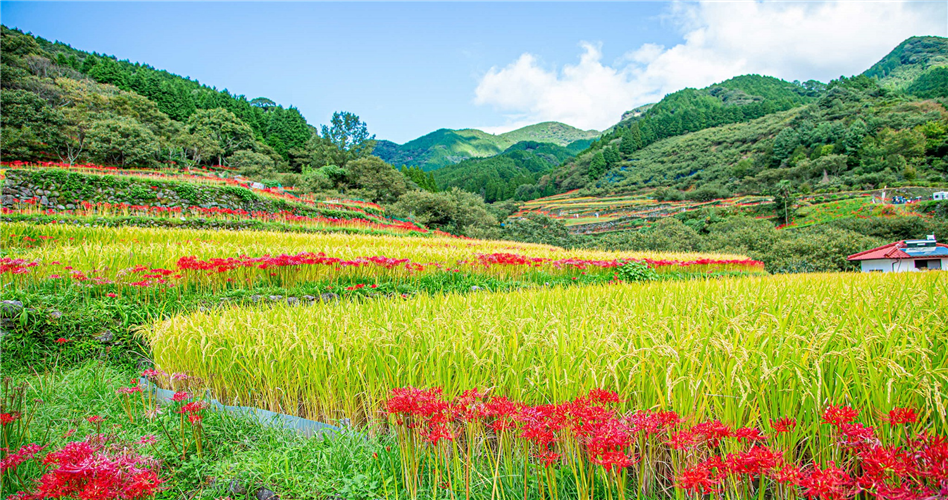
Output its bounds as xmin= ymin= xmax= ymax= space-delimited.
xmin=2 ymin=2 xmax=946 ymax=142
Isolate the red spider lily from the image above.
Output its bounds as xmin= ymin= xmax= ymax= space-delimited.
xmin=725 ymin=445 xmax=782 ymax=478
xmin=422 ymin=423 xmax=455 ymax=445
xmin=692 ymin=420 xmax=732 ymax=447
xmin=906 ymin=434 xmax=948 ymax=483
xmin=678 ymin=456 xmax=727 ymax=495
xmin=591 ymin=449 xmax=637 ymax=472
xmin=838 ymin=422 xmax=876 ymax=446
xmin=0 ymin=443 xmax=44 ymax=472
xmin=170 ymin=392 xmax=190 ymax=402
xmin=116 ymin=385 xmax=143 ymax=395
xmin=451 ymin=388 xmax=487 ymax=422
xmin=586 ymin=418 xmax=632 ymax=457
xmin=519 ymin=404 xmax=564 ymax=447
xmin=628 ymin=408 xmax=679 ymax=436
xmin=887 ymin=407 xmax=918 ymax=426
xmin=1 ymin=412 xmax=21 ymax=426
xmin=858 ymin=444 xmax=917 ymax=482
xmin=770 ymin=417 xmax=798 ymax=433
xmin=536 ymin=450 xmax=562 ymax=468
xmin=666 ymin=429 xmax=699 ymax=450
xmin=385 ymin=386 xmax=446 ymax=418
xmin=823 ymin=405 xmax=859 ymax=427
xmin=733 ymin=426 xmax=768 ymax=443
xmin=86 ymin=415 xmax=103 ymax=424
xmin=770 ymin=463 xmax=803 ymax=486
xmin=799 ymin=461 xmax=856 ymax=500
xmin=55 ymin=338 xmax=70 ymax=344
xmin=482 ymin=396 xmax=522 ymax=432
xmin=22 ymin=439 xmax=165 ymax=500
xmin=178 ymin=401 xmax=207 ymax=415
xmin=141 ymin=369 xmax=165 ymax=379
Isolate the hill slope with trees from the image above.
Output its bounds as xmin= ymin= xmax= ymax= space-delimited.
xmin=373 ymin=122 xmax=597 ymax=171
xmin=431 ymin=141 xmax=576 ymax=203
xmin=529 ymin=37 xmax=948 ymax=200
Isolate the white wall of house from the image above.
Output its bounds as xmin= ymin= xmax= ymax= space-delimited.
xmin=859 ymin=258 xmax=947 ymax=272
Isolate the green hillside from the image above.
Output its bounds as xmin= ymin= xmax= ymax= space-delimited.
xmin=864 ymin=36 xmax=948 ymax=90
xmin=374 ymin=122 xmax=598 ymax=171
xmin=542 ymin=76 xmax=946 ymax=199
xmin=573 ymin=75 xmax=821 ymax=182
xmin=432 ymin=141 xmax=575 ymax=202
xmin=497 ymin=121 xmax=599 ymax=147
xmin=532 ymin=37 xmax=948 ymax=201
xmin=0 ymin=25 xmax=314 ymax=165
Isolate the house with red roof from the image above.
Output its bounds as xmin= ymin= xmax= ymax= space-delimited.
xmin=847 ymin=235 xmax=948 ymax=272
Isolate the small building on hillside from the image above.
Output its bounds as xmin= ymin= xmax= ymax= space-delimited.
xmin=847 ymin=235 xmax=948 ymax=272
xmin=934 ymin=191 xmax=948 ymax=201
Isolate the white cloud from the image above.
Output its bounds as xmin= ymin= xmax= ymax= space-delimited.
xmin=474 ymin=0 xmax=947 ymax=133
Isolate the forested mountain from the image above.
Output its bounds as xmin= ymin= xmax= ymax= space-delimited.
xmin=528 ymin=37 xmax=948 ymax=200
xmin=431 ymin=141 xmax=575 ymax=203
xmin=0 ymin=25 xmax=318 ymax=169
xmin=865 ymin=36 xmax=948 ymax=89
xmin=374 ymin=122 xmax=597 ymax=171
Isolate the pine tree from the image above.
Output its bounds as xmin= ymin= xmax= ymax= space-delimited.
xmin=589 ymin=151 xmax=607 ymax=179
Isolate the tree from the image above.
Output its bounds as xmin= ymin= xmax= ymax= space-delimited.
xmin=588 ymin=151 xmax=607 ymax=179
xmin=619 ymin=132 xmax=638 ymax=155
xmin=86 ymin=116 xmax=158 ymax=167
xmin=772 ymin=180 xmax=796 ymax=226
xmin=266 ymin=106 xmax=311 ymax=161
xmin=184 ymin=108 xmax=255 ymax=165
xmin=316 ymin=111 xmax=376 ymax=167
xmin=390 ymin=188 xmax=499 ymax=238
xmin=602 ymin=146 xmax=620 ymax=166
xmin=591 ymin=218 xmax=701 ymax=252
xmin=345 ymin=156 xmax=409 ymax=204
xmin=250 ymin=97 xmax=276 ymax=109
xmin=502 ymin=213 xmax=577 ymax=248
xmin=228 ymin=150 xmax=275 ymax=179
xmin=401 ymin=165 xmax=438 ymax=192
xmin=772 ymin=128 xmax=800 ymax=165
xmin=87 ymin=57 xmax=129 ymax=90
xmin=0 ymin=89 xmax=66 ymax=161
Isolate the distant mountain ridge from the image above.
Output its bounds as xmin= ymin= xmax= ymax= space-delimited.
xmin=432 ymin=141 xmax=576 ymax=203
xmin=529 ymin=35 xmax=948 ymax=204
xmin=374 ymin=121 xmax=598 ymax=171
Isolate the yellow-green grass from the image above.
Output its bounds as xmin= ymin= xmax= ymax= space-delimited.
xmin=146 ymin=271 xmax=948 ymax=453
xmin=2 ymin=223 xmax=756 ymax=287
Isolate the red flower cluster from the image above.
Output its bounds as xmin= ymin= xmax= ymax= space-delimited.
xmin=0 ymin=443 xmax=45 ymax=473
xmin=385 ymin=389 xmax=948 ymax=499
xmin=5 ymin=193 xmax=434 ymax=236
xmin=1 ymin=412 xmax=21 ymax=426
xmin=7 ymin=439 xmax=162 ymax=500
xmin=178 ymin=401 xmax=207 ymax=424
xmin=0 ymin=258 xmax=39 ymax=275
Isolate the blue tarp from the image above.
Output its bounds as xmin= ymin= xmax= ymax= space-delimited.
xmin=141 ymin=378 xmax=341 ymax=437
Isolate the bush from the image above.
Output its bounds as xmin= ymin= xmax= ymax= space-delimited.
xmin=685 ymin=184 xmax=731 ymax=202
xmin=502 ymin=213 xmax=577 ymax=248
xmin=616 ymin=260 xmax=658 ymax=282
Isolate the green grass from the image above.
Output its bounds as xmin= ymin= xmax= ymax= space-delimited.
xmin=0 ymin=362 xmax=400 ymax=500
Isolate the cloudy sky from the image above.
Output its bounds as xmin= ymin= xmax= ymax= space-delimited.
xmin=3 ymin=1 xmax=946 ymax=142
